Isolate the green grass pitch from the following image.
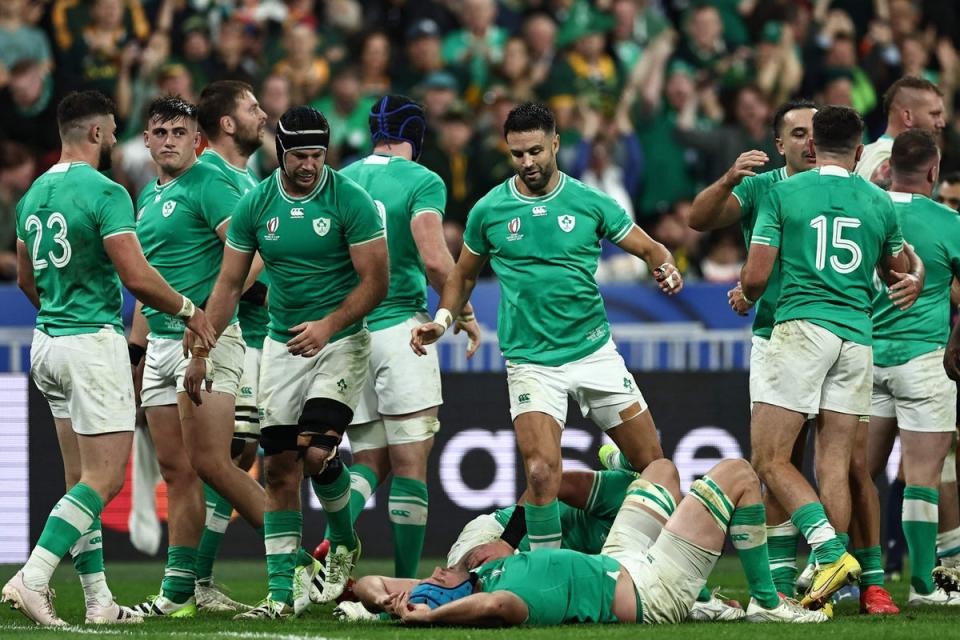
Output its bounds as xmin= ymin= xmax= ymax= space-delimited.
xmin=0 ymin=557 xmax=958 ymax=638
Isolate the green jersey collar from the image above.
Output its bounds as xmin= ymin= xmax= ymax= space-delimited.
xmin=508 ymin=172 xmax=567 ymax=203
xmin=200 ymin=148 xmax=250 ymax=175
xmin=275 ymin=165 xmax=329 ymax=203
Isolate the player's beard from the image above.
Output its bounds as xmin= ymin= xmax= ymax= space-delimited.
xmin=98 ymin=142 xmax=113 ymax=171
xmin=518 ymin=160 xmax=554 ymax=193
xmin=235 ymin=122 xmax=263 ymax=158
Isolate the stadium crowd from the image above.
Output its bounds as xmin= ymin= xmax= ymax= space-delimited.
xmin=3 ymin=0 xmax=960 ymax=283
xmin=7 ymin=0 xmax=960 ymax=631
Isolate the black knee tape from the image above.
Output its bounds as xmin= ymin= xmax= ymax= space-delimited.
xmin=297 ymin=432 xmax=340 ymax=461
xmin=310 ymin=452 xmax=344 ymax=483
xmin=298 ymin=398 xmax=353 ymax=436
xmin=230 ymin=437 xmax=248 ymax=458
xmin=260 ymin=425 xmax=299 ymax=456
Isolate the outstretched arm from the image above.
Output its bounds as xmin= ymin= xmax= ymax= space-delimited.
xmin=394 ymin=590 xmax=528 ymax=627
xmin=688 ymin=151 xmax=768 ymax=231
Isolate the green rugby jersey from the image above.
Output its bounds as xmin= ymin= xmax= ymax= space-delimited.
xmin=340 ymin=153 xmax=446 ymax=331
xmin=872 ymin=192 xmax=960 ymax=367
xmin=494 ymin=470 xmax=635 ymax=553
xmin=475 ymin=549 xmax=622 ymax=625
xmin=15 ymin=162 xmax=135 ymax=336
xmin=752 ymin=165 xmax=903 ymax=345
xmin=136 ymin=160 xmax=239 ymax=338
xmin=197 ymin=149 xmax=269 ymax=349
xmin=225 ymin=167 xmax=384 ymax=343
xmin=733 ymin=166 xmax=788 ymax=339
xmin=463 ymin=173 xmax=634 ymax=366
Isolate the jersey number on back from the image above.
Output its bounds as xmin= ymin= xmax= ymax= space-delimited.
xmin=809 ymin=215 xmax=862 ymax=274
xmin=25 ymin=213 xmax=72 ymax=270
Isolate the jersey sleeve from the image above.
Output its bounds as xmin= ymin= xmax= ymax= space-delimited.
xmin=225 ymin=191 xmax=257 ymax=253
xmin=750 ymin=190 xmax=782 ymax=248
xmin=14 ymin=198 xmax=24 ymax=241
xmin=410 ymin=170 xmax=447 ymax=219
xmin=599 ymin=196 xmax=634 ymax=243
xmin=198 ymin=169 xmax=241 ymax=231
xmin=342 ymin=181 xmax=385 ymax=246
xmin=732 ymin=175 xmax=756 ymax=219
xmin=96 ymin=183 xmax=137 ymax=239
xmin=881 ymin=199 xmax=904 ymax=257
xmin=462 ymin=201 xmax=490 ymax=256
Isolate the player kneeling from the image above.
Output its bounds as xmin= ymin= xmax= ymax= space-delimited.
xmin=352 ymin=459 xmax=827 ymax=626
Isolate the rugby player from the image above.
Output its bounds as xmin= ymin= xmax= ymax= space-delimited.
xmin=353 ymin=458 xmax=827 ymax=625
xmin=411 ymin=102 xmax=680 ymax=553
xmin=2 ymin=90 xmax=215 ymax=626
xmin=741 ymin=105 xmax=913 ymax=609
xmin=314 ymin=95 xmax=481 ymax=590
xmin=184 ymin=106 xmax=388 ymax=618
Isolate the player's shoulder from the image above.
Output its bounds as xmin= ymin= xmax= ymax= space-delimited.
xmin=186 ymin=159 xmax=228 ymax=183
xmin=470 ymin=177 xmax=514 ymax=218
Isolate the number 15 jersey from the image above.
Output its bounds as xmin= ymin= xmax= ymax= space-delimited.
xmin=752 ymin=165 xmax=903 ymax=345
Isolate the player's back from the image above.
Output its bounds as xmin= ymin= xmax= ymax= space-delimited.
xmin=872 ymin=193 xmax=960 ymax=363
xmin=756 ymin=165 xmax=902 ymax=345
xmin=340 ymin=154 xmax=446 ymax=331
xmin=16 ymin=162 xmax=134 ymax=336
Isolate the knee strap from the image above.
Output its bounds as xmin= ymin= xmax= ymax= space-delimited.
xmin=260 ymin=425 xmax=299 ymax=456
xmin=688 ymin=475 xmax=735 ymax=534
xmin=299 ymin=397 xmax=353 ymax=436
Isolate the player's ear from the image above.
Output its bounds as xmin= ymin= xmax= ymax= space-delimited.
xmin=89 ymin=120 xmax=102 ymax=146
xmin=220 ymin=114 xmax=235 ymax=136
xmin=853 ymin=144 xmax=864 ymax=163
xmin=192 ymin=129 xmax=201 ymax=149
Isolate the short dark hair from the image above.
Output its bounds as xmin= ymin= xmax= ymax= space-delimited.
xmin=812 ymin=105 xmax=863 ymax=155
xmin=147 ymin=95 xmax=198 ymax=126
xmin=503 ymin=101 xmax=555 ymax=138
xmin=940 ymin=171 xmax=960 ymax=185
xmin=772 ymin=99 xmax=817 ymax=138
xmin=56 ymin=90 xmax=116 ymax=133
xmin=883 ymin=75 xmax=943 ymax=116
xmin=198 ymin=80 xmax=254 ymax=139
xmin=890 ymin=128 xmax=939 ymax=176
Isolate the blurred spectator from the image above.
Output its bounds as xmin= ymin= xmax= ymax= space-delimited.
xmin=310 ymin=67 xmax=376 ymax=166
xmin=420 ymin=102 xmax=483 ymax=226
xmin=699 ymin=226 xmax=744 ymax=283
xmin=522 ymin=12 xmax=557 ymax=89
xmin=273 ymin=22 xmax=330 ymax=105
xmin=823 ymin=32 xmax=877 ymax=116
xmin=0 ymin=59 xmax=59 ymax=156
xmin=212 ymin=19 xmax=259 ymax=86
xmin=361 ymin=0 xmax=456 ymax=51
xmin=358 ymin=30 xmax=392 ymax=97
xmin=546 ymin=9 xmax=621 ymax=116
xmin=419 ymin=71 xmax=460 ymax=128
xmin=489 ymin=36 xmax=536 ymax=102
xmin=177 ymin=16 xmax=217 ymax=91
xmin=572 ymin=104 xmax=642 ymax=219
xmin=0 ymin=142 xmax=36 ymax=281
xmin=818 ymin=67 xmax=855 ymax=106
xmin=675 ymin=84 xmax=779 ymax=188
xmin=0 ymin=0 xmax=53 ymax=82
xmin=936 ymin=172 xmax=960 ymax=212
xmin=674 ymin=4 xmax=749 ymax=88
xmin=649 ymin=199 xmax=701 ymax=279
xmin=250 ymin=73 xmax=292 ymax=177
xmin=394 ymin=19 xmax=449 ymax=96
xmin=57 ymin=0 xmax=149 ymax=99
xmin=442 ymin=0 xmax=506 ymax=98
xmin=754 ymin=21 xmax=802 ymax=105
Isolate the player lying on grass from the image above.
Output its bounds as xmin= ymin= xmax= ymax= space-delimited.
xmin=351 ymin=458 xmax=827 ymax=626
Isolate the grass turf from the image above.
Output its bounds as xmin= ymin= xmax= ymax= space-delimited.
xmin=0 ymin=557 xmax=957 ymax=638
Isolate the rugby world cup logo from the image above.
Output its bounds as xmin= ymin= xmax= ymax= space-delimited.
xmin=508 ymin=217 xmax=521 ymax=234
xmin=267 ymin=217 xmax=279 ymax=233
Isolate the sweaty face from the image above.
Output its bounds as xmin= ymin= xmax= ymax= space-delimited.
xmin=144 ymin=116 xmax=199 ymax=174
xmin=907 ymin=91 xmax=946 ymax=134
xmin=232 ymin=91 xmax=268 ymax=156
xmin=777 ymin=108 xmax=817 ymax=173
xmin=938 ymin=181 xmax=960 ymax=212
xmin=507 ymin=129 xmax=558 ymax=194
xmin=283 ymin=148 xmax=326 ymax=191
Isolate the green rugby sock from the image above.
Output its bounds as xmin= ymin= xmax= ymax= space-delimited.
xmin=791 ymin=502 xmax=845 ymax=565
xmin=264 ymin=510 xmax=301 ymax=606
xmin=697 ymin=586 xmax=712 ymax=602
xmin=161 ymin=546 xmax=197 ymax=604
xmin=903 ymin=485 xmax=939 ymax=594
xmin=853 ymin=546 xmax=884 ymax=588
xmin=766 ymin=520 xmax=800 ymax=595
xmin=23 ymin=483 xmax=102 ymax=589
xmin=938 ymin=525 xmax=960 ymax=561
xmin=323 ymin=463 xmax=378 ymax=540
xmin=311 ymin=463 xmax=356 ymax=549
xmin=195 ymin=484 xmax=233 ymax=583
xmin=525 ymin=500 xmax=562 ymax=550
xmin=70 ymin=516 xmax=114 ymax=607
xmin=731 ymin=504 xmax=780 ymax=609
xmin=389 ymin=476 xmax=428 ymax=578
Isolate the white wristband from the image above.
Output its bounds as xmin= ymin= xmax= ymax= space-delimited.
xmin=434 ymin=308 xmax=454 ymax=330
xmin=176 ymin=296 xmax=196 ymax=319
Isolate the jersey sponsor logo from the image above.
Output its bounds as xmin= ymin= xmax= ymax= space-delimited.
xmin=532 ymin=205 xmax=547 ymax=216
xmin=265 ymin=216 xmax=280 ymax=241
xmin=558 ymin=214 xmax=576 ymax=232
xmin=517 ymin=392 xmax=530 ymax=404
xmin=506 ymin=217 xmax=523 ymax=241
xmin=290 ymin=207 xmax=304 ymax=218
xmin=313 ymin=217 xmax=331 ymax=236
xmin=162 ymin=201 xmax=177 ymax=217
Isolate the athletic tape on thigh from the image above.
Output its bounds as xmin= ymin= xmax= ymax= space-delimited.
xmin=383 ymin=415 xmax=440 ymax=444
xmin=943 ymin=448 xmax=957 ymax=483
xmin=688 ymin=476 xmax=735 ymax=534
xmin=624 ymin=479 xmax=676 ymax=521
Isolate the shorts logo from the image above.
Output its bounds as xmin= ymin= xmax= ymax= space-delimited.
xmin=517 ymin=393 xmax=530 ymax=404
xmin=532 ymin=206 xmax=547 ymax=216
xmin=240 ymin=386 xmax=253 ymax=396
xmin=337 ymin=378 xmax=347 ymax=392
xmin=558 ymin=214 xmax=575 ymax=232
xmin=265 ymin=216 xmax=280 ymax=241
xmin=506 ymin=217 xmax=523 ymax=241
xmin=623 ymin=377 xmax=633 ymax=391
xmin=313 ymin=217 xmax=331 ymax=236
xmin=162 ymin=201 xmax=177 ymax=217
xmin=290 ymin=207 xmax=304 ymax=218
